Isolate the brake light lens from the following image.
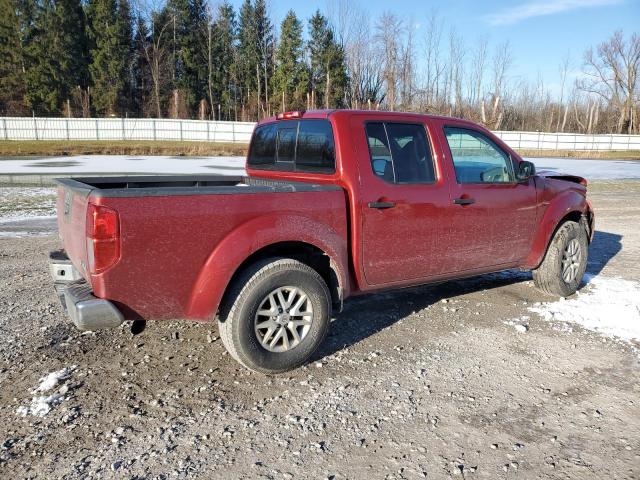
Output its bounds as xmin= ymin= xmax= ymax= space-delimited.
xmin=86 ymin=204 xmax=120 ymax=273
xmin=276 ymin=110 xmax=304 ymax=120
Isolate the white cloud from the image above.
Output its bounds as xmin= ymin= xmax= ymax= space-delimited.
xmin=484 ymin=0 xmax=624 ymax=26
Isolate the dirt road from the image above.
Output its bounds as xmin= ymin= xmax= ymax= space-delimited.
xmin=0 ymin=182 xmax=638 ymax=479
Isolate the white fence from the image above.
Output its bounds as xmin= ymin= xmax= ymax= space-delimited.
xmin=494 ymin=130 xmax=640 ymax=151
xmin=1 ymin=117 xmax=640 ymax=151
xmin=0 ymin=117 xmax=255 ymax=143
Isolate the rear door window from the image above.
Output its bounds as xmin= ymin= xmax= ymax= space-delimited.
xmin=248 ymin=119 xmax=335 ymax=173
xmin=365 ymin=122 xmax=435 ymax=184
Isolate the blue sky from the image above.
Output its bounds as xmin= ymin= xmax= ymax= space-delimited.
xmin=227 ymin=0 xmax=639 ymax=96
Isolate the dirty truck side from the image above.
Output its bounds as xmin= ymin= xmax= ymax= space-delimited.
xmin=50 ymin=110 xmax=595 ymax=373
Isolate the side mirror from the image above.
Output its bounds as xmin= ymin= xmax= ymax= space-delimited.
xmin=516 ymin=160 xmax=536 ymax=181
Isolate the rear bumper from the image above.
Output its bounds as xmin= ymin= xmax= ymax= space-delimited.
xmin=50 ymin=250 xmax=124 ymax=331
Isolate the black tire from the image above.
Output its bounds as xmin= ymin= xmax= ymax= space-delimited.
xmin=217 ymin=257 xmax=331 ymax=374
xmin=532 ymin=220 xmax=588 ymax=296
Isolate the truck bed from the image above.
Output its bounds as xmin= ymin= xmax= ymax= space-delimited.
xmin=55 ymin=175 xmax=348 ymax=322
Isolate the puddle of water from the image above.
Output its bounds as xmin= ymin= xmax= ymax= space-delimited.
xmin=25 ymin=161 xmax=82 ymax=168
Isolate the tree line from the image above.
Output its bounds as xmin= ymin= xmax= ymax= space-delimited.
xmin=0 ymin=0 xmax=638 ymax=134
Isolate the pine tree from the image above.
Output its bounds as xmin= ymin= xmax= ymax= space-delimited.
xmin=86 ymin=0 xmax=133 ymax=116
xmin=163 ymin=0 xmax=208 ymax=117
xmin=0 ymin=0 xmax=26 ymax=114
xmin=117 ymin=0 xmax=134 ymax=114
xmin=308 ymin=10 xmax=348 ymax=109
xmin=57 ymin=0 xmax=89 ymax=102
xmin=144 ymin=7 xmax=173 ymax=118
xmin=253 ymin=0 xmax=274 ymax=116
xmin=23 ymin=0 xmax=62 ymax=114
xmin=272 ymin=10 xmax=308 ymax=111
xmin=132 ymin=14 xmax=152 ymax=116
xmin=237 ymin=0 xmax=273 ymax=119
xmin=22 ymin=0 xmax=89 ymax=115
xmin=210 ymin=2 xmax=236 ymax=120
xmin=237 ymin=0 xmax=257 ymax=116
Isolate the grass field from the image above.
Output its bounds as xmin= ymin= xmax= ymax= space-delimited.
xmin=0 ymin=140 xmax=639 ymax=160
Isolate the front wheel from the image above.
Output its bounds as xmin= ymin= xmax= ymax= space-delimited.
xmin=533 ymin=220 xmax=588 ymax=296
xmin=218 ymin=257 xmax=331 ymax=374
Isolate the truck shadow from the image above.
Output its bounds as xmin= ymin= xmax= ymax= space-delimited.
xmin=587 ymin=230 xmax=622 ymax=276
xmin=315 ymin=270 xmax=530 ymax=360
xmin=315 ymin=229 xmax=622 ymax=361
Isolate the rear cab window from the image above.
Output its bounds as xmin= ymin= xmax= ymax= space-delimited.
xmin=248 ymin=119 xmax=335 ymax=173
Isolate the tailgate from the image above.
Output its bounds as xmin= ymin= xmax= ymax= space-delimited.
xmin=56 ymin=180 xmax=92 ymax=280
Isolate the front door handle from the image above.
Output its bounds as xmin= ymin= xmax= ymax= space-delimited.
xmin=453 ymin=197 xmax=475 ymax=205
xmin=368 ymin=201 xmax=396 ymax=209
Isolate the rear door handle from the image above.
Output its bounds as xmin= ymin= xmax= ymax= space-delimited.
xmin=368 ymin=201 xmax=396 ymax=209
xmin=453 ymin=197 xmax=475 ymax=205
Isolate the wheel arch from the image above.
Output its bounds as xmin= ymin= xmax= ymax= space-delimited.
xmin=185 ymin=214 xmax=349 ymax=320
xmin=219 ymin=241 xmax=345 ymax=317
xmin=524 ymin=191 xmax=590 ymax=269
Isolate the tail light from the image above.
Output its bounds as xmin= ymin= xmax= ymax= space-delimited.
xmin=86 ymin=204 xmax=120 ymax=274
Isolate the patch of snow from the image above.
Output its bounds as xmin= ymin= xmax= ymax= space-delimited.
xmin=17 ymin=391 xmax=67 ymax=417
xmin=32 ymin=366 xmax=75 ymax=393
xmin=17 ymin=366 xmax=76 ymax=417
xmin=504 ymin=316 xmax=530 ymax=333
xmin=0 ymin=187 xmax=57 ymax=220
xmin=529 ymin=275 xmax=640 ymax=343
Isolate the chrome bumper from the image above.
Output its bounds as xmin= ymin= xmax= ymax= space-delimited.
xmin=49 ymin=250 xmax=124 ymax=331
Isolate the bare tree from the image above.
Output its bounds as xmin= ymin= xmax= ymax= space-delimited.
xmin=556 ymin=52 xmax=571 ymax=131
xmin=421 ymin=9 xmax=445 ymax=109
xmin=398 ymin=20 xmax=416 ymax=109
xmin=375 ymin=13 xmax=402 ymax=108
xmin=490 ymin=40 xmax=512 ymax=100
xmin=468 ymin=36 xmax=488 ymax=108
xmin=580 ymin=30 xmax=640 ymax=133
xmin=448 ymin=28 xmax=465 ymax=116
xmin=326 ymin=0 xmax=356 ymax=47
xmin=486 ymin=40 xmax=513 ymax=129
xmin=343 ymin=8 xmax=384 ymax=108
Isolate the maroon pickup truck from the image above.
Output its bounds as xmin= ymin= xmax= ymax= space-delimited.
xmin=50 ymin=110 xmax=594 ymax=373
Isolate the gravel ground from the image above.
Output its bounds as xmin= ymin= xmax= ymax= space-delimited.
xmin=0 ymin=182 xmax=639 ymax=479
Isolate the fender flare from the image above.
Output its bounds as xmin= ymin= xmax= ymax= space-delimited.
xmin=186 ymin=213 xmax=349 ymax=320
xmin=524 ymin=190 xmax=589 ymax=269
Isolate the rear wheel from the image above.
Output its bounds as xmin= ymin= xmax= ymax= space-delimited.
xmin=218 ymin=257 xmax=331 ymax=374
xmin=533 ymin=220 xmax=588 ymax=296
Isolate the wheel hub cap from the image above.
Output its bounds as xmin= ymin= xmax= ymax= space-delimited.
xmin=254 ymin=286 xmax=313 ymax=353
xmin=561 ymin=238 xmax=582 ymax=283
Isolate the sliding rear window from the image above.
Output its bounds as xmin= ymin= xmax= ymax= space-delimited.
xmin=248 ymin=119 xmax=335 ymax=173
